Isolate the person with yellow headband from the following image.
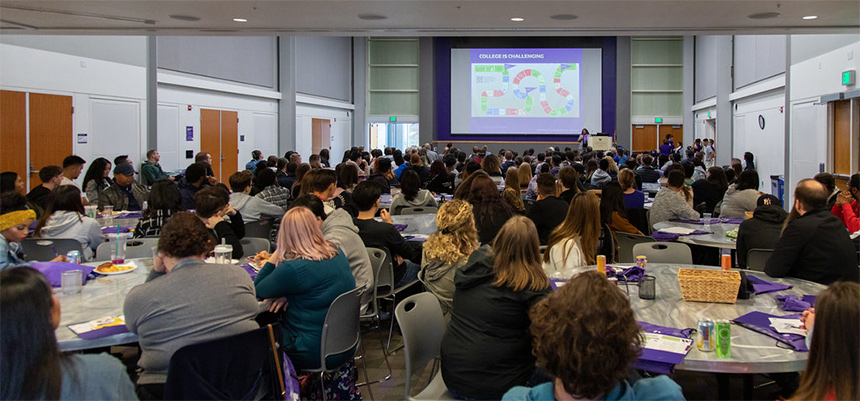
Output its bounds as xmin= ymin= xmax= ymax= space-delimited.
xmin=0 ymin=193 xmax=65 ymax=270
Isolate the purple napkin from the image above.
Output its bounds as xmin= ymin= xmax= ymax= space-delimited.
xmin=719 ymin=217 xmax=743 ymax=224
xmin=74 ymin=324 xmax=130 ymax=340
xmin=802 ymin=295 xmax=816 ymax=306
xmin=118 ymin=211 xmax=143 ymax=219
xmin=101 ymin=226 xmax=132 ymax=234
xmin=404 ymin=235 xmax=427 ymax=242
xmin=733 ymin=311 xmax=807 ymax=352
xmin=669 ymin=218 xmax=709 ymax=225
xmin=606 ymin=265 xmax=646 ymax=282
xmin=775 ymin=295 xmax=812 ymax=312
xmin=747 ymin=274 xmax=792 ymax=294
xmin=240 ymin=263 xmax=259 ymax=281
xmin=30 ymin=262 xmax=95 ymax=287
xmin=549 ymin=278 xmax=568 ymax=291
xmin=635 ymin=321 xmax=693 ymax=374
xmin=393 ymin=224 xmax=408 ymax=232
xmin=638 ymin=321 xmax=694 ymax=339
xmin=651 ymin=229 xmax=709 ymax=242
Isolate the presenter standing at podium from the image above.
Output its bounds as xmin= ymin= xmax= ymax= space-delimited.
xmin=580 ymin=128 xmax=590 ymax=150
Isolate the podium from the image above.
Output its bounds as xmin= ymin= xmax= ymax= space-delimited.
xmin=590 ymin=135 xmax=613 ymax=151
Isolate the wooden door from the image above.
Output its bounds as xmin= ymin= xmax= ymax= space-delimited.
xmin=200 ymin=109 xmax=221 ymax=182
xmin=631 ymin=124 xmax=658 ymax=152
xmin=312 ymin=119 xmax=322 ymax=155
xmin=321 ymin=120 xmax=331 ymax=153
xmin=658 ymin=125 xmax=683 ymax=145
xmin=220 ymin=110 xmax=239 ymax=183
xmin=0 ymin=90 xmax=27 ymax=186
xmin=832 ymin=100 xmax=851 ymax=176
xmin=29 ymin=93 xmax=73 ymax=190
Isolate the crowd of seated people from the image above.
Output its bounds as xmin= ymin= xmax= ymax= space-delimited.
xmin=1 ymin=139 xmax=859 ymax=400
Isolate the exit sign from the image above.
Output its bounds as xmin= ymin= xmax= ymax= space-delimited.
xmin=843 ymin=70 xmax=856 ymax=86
xmin=389 ymin=116 xmax=397 ymax=122
xmin=654 ymin=117 xmax=663 ymax=123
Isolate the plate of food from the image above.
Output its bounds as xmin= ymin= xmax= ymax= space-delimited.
xmin=94 ymin=262 xmax=137 ymax=275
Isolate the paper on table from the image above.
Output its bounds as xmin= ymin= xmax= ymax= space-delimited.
xmin=657 ymin=227 xmax=700 ymax=235
xmin=68 ymin=315 xmax=126 ymax=335
xmin=769 ymin=317 xmax=807 ymax=336
xmin=642 ymin=333 xmax=693 ymax=355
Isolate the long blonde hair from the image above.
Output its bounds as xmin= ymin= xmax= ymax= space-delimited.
xmin=504 ymin=166 xmax=520 ymax=191
xmin=423 ymin=200 xmax=479 ymax=265
xmin=517 ymin=162 xmax=532 ymax=188
xmin=272 ymin=207 xmax=338 ymax=264
xmin=492 ymin=216 xmax=550 ymax=291
xmin=544 ymin=192 xmax=601 ymax=265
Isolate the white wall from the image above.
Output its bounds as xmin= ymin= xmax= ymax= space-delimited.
xmin=295 ymin=103 xmax=352 ymax=164
xmin=732 ymin=90 xmax=785 ymax=190
xmin=0 ymin=42 xmax=147 ymax=188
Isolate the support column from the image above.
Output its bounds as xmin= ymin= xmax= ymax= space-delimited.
xmin=146 ymin=35 xmax=157 ymax=151
xmin=783 ymin=35 xmax=793 ymax=210
xmin=715 ymin=36 xmax=733 ymax=166
xmin=278 ymin=36 xmax=297 ymax=155
xmin=352 ymin=37 xmax=368 ymax=149
xmin=615 ymin=37 xmax=632 ymax=149
xmin=682 ymin=36 xmax=696 ymax=147
xmin=419 ymin=37 xmax=436 ymax=147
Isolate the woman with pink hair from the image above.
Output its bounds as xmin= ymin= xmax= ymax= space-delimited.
xmin=253 ymin=206 xmax=356 ymax=372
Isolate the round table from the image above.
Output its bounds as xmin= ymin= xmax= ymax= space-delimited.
xmin=390 ymin=214 xmax=438 ymax=236
xmin=653 ymin=221 xmax=739 ymax=250
xmin=555 ymin=263 xmax=824 ymax=374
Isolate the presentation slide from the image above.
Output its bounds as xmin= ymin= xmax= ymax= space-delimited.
xmin=451 ymin=48 xmax=601 ymax=136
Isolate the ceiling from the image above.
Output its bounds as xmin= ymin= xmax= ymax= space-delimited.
xmin=0 ymin=1 xmax=858 ymax=36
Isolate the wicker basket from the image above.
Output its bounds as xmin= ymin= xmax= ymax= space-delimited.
xmin=677 ymin=268 xmax=741 ymax=304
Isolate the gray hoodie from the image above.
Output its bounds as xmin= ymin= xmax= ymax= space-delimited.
xmin=229 ymin=192 xmax=285 ymax=223
xmin=40 ymin=211 xmax=104 ymax=261
xmin=719 ymin=185 xmax=760 ymax=218
xmin=321 ymin=209 xmax=373 ymax=312
xmin=390 ymin=189 xmax=438 ymax=215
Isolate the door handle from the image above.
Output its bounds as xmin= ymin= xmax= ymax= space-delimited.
xmin=29 ymin=163 xmax=39 ymax=175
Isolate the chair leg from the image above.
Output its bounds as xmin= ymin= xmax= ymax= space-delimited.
xmin=355 ymin=341 xmax=376 ymax=400
xmin=320 ymin=371 xmax=326 ymax=401
xmin=356 ymin=321 xmax=392 ymax=386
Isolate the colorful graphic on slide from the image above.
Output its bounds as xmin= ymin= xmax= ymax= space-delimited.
xmin=475 ymin=63 xmax=578 ymax=117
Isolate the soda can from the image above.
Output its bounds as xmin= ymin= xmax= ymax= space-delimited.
xmin=66 ymin=250 xmax=81 ymax=265
xmin=635 ymin=256 xmax=647 ymax=269
xmin=715 ymin=320 xmax=732 ymax=357
xmin=697 ymin=319 xmax=715 ymax=352
xmin=721 ymin=254 xmax=732 ymax=270
xmin=596 ymin=255 xmax=606 ymax=275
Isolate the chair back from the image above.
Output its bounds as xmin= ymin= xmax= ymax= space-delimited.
xmin=21 ymin=238 xmax=83 ymax=262
xmin=244 ymin=218 xmax=274 ymax=239
xmin=318 ymin=287 xmax=361 ymax=371
xmin=616 ymin=233 xmax=656 ymax=263
xmin=626 ymin=208 xmax=650 ymax=235
xmin=360 ymin=248 xmax=384 ymax=321
xmin=632 ymin=242 xmax=692 ymax=264
xmin=94 ymin=238 xmax=159 ymax=261
xmin=746 ymin=249 xmax=774 ymax=272
xmin=398 ymin=206 xmax=437 ymax=215
xmin=240 ymin=237 xmax=271 ymax=259
xmin=164 ymin=324 xmax=286 ymax=400
xmin=395 ymin=292 xmax=446 ymax=400
xmin=367 ymin=247 xmax=395 ymax=297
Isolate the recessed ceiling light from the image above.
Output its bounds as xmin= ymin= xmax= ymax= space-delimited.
xmin=802 ymin=15 xmax=818 ymax=20
xmin=550 ymin=14 xmax=578 ymax=21
xmin=233 ymin=18 xmax=248 ymax=22
xmin=169 ymin=14 xmax=200 ymax=21
xmin=747 ymin=12 xmax=780 ymax=19
xmin=511 ymin=17 xmax=524 ymax=22
xmin=358 ymin=14 xmax=388 ymax=20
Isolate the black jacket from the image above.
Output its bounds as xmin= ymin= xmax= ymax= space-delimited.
xmin=366 ymin=172 xmax=398 ymax=194
xmin=353 ymin=217 xmax=419 ymax=284
xmin=691 ymin=179 xmax=726 ymax=214
xmin=213 ymin=211 xmax=245 ymax=260
xmin=426 ymin=173 xmax=455 ymax=194
xmin=764 ymin=209 xmax=859 ymax=285
xmin=526 ymin=196 xmax=569 ymax=245
xmin=441 ymin=246 xmax=551 ymax=399
xmin=736 ymin=205 xmax=787 ymax=267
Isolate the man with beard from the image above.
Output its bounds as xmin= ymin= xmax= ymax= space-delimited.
xmin=764 ymin=179 xmax=859 ymax=285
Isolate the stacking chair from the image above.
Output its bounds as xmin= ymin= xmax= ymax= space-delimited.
xmin=304 ymin=287 xmax=362 ymax=401
xmin=244 ymin=218 xmax=274 ymax=239
xmin=240 ymin=237 xmax=271 ymax=259
xmin=616 ymin=233 xmax=656 ymax=263
xmin=367 ymin=247 xmax=421 ymax=352
xmin=632 ymin=242 xmax=693 ymax=264
xmin=397 ymin=206 xmax=438 ymax=215
xmin=746 ymin=249 xmax=774 ymax=272
xmin=395 ymin=292 xmax=455 ymax=401
xmin=164 ymin=324 xmax=287 ymax=400
xmin=94 ymin=238 xmax=159 ymax=261
xmin=21 ymin=238 xmax=83 ymax=262
xmin=356 ymin=248 xmax=392 ymax=386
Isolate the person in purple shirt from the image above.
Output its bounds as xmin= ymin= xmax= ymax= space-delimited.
xmin=658 ymin=134 xmax=674 ymax=157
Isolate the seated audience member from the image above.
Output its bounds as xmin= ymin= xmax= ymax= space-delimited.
xmin=501 ymin=151 xmax=516 ymax=176
xmin=141 ymin=150 xmax=172 ymax=186
xmin=244 ymin=149 xmax=263 ymax=173
xmin=517 ymin=162 xmax=533 ymax=191
xmin=34 ymin=186 xmax=102 ymax=261
xmin=347 ymin=150 xmax=371 ymax=179
xmin=831 ymin=173 xmax=859 ymax=233
xmin=590 ymin=158 xmax=612 ymax=188
xmin=720 ymin=169 xmax=761 ymax=218
xmin=303 ymin=168 xmax=358 ymax=217
xmin=291 ymin=163 xmax=311 ymax=199
xmin=177 ymin=162 xmax=208 ymax=210
xmin=81 ymin=158 xmax=113 ymax=204
xmin=420 ymin=200 xmax=479 ymax=320
xmin=194 ymin=152 xmax=218 ymax=185
xmin=253 ymin=207 xmax=356 ymax=373
xmin=288 ymin=195 xmax=373 ymax=314
xmin=255 ymin=168 xmax=291 ymax=211
xmin=99 ymin=163 xmax=150 ymax=212
xmin=619 ymin=168 xmax=645 ymax=210
xmin=276 ymin=159 xmax=295 ymax=188
xmin=502 ymin=166 xmax=526 ymax=214
xmin=427 ymin=159 xmax=455 ymax=195
xmin=319 ymin=149 xmax=331 ymax=167
xmin=407 ymin=153 xmax=430 ymax=185
xmin=735 ymin=195 xmax=787 ymax=268
xmin=0 ymin=172 xmax=25 ymax=196
xmin=124 ymin=212 xmax=259 ymax=400
xmin=481 ymin=153 xmax=503 ymax=177
xmin=601 ymin=182 xmax=643 ymax=237
xmin=1 ymin=193 xmax=65 ymax=269
xmin=134 ymin=180 xmax=184 ymax=238
xmin=635 ymin=155 xmax=661 ymax=183
xmin=352 ymin=181 xmax=421 ymax=288
xmin=469 ymin=173 xmax=515 ymax=244
xmin=814 ymin=172 xmax=840 ymax=211
xmin=583 ymin=159 xmax=599 ymax=185
xmin=194 ymin=186 xmax=244 ymax=260
xmin=649 ymin=170 xmax=699 ymax=227
xmin=367 ymin=157 xmax=399 ymax=194
xmin=692 ymin=166 xmax=729 ymax=214
xmin=336 ymin=163 xmax=359 ymax=192
xmin=743 ymin=151 xmax=756 ymax=171
xmin=543 ymin=192 xmax=601 ymax=275
xmin=764 ymin=179 xmax=859 ymax=285
xmin=2 ymin=267 xmax=137 ymax=400
xmin=60 ymin=155 xmax=86 ymax=189
xmin=227 ymin=171 xmax=285 ymax=223
xmin=390 ymin=169 xmax=438 ymax=215
xmin=557 ymin=166 xmax=580 ymax=204
xmin=441 ymin=216 xmax=551 ymax=400
xmin=26 ymin=165 xmax=64 ymax=212
xmin=114 ymin=155 xmax=131 ymax=166
xmin=791 ymin=281 xmax=859 ymax=401
xmin=503 ymin=272 xmax=684 ymax=401
xmin=308 ymin=153 xmax=323 ymax=169
xmin=526 ymin=173 xmax=569 ymax=245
